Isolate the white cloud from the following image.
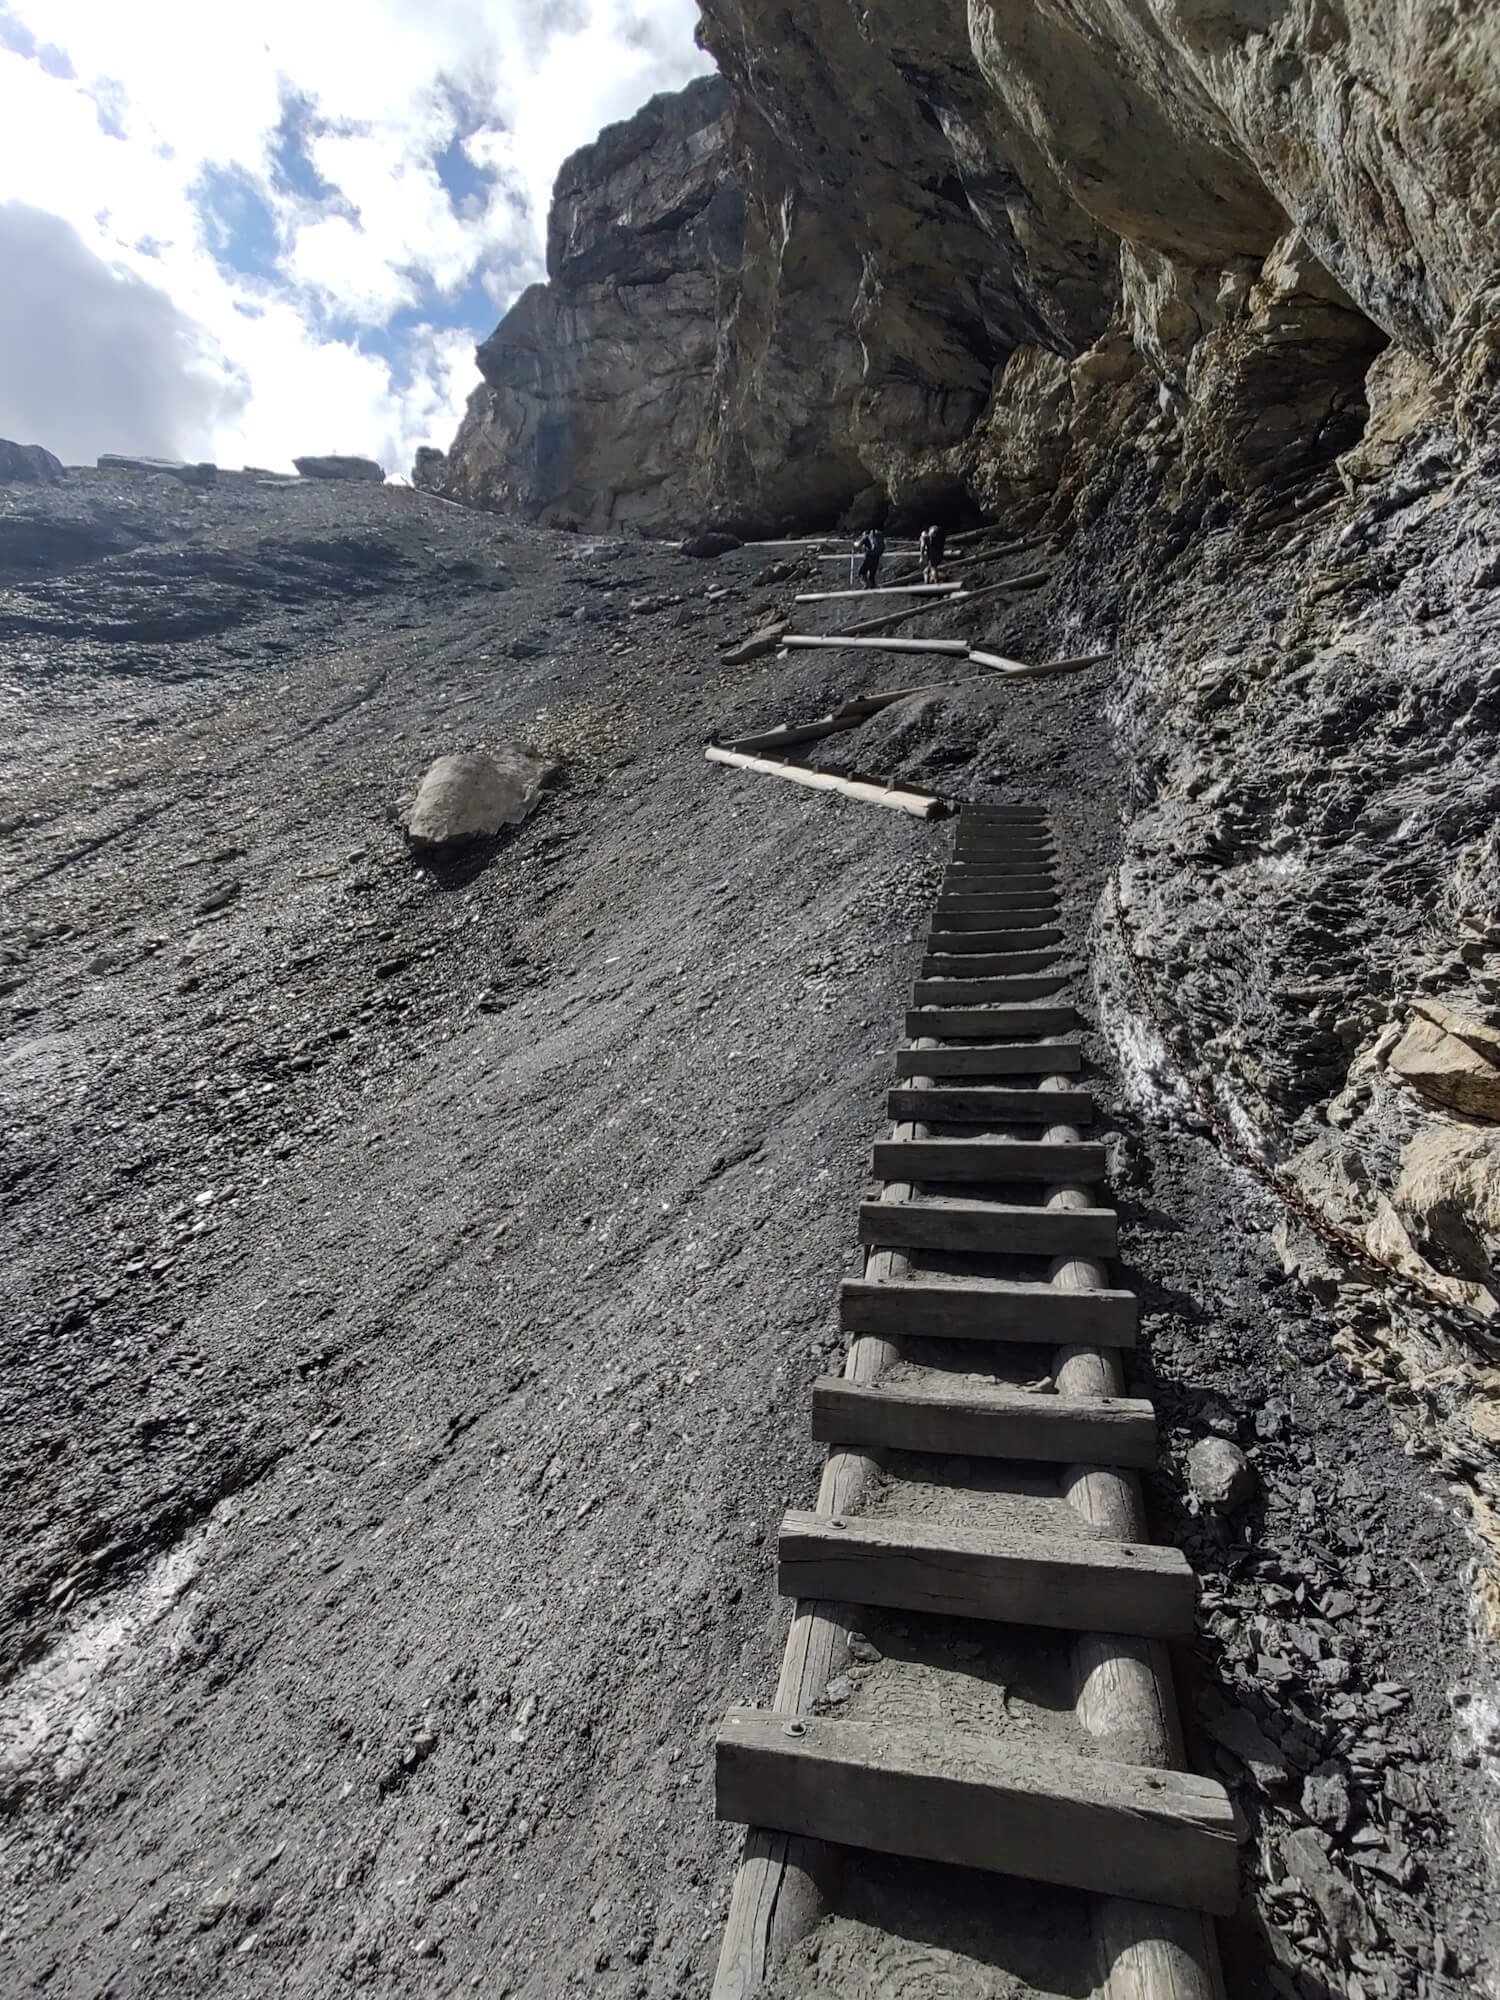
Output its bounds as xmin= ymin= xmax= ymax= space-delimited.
xmin=0 ymin=0 xmax=712 ymax=472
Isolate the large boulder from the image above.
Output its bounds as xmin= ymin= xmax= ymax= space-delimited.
xmin=0 ymin=439 xmax=63 ymax=484
xmin=98 ymin=453 xmax=215 ymax=488
xmin=1389 ymin=1000 xmax=1500 ymax=1120
xmin=680 ymin=530 xmax=742 ymax=558
xmin=294 ymin=455 xmax=385 ymax=484
xmin=406 ymin=747 xmax=556 ymax=852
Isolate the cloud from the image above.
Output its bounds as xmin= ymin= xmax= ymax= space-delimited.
xmin=0 ymin=0 xmax=712 ymax=473
xmin=0 ymin=202 xmax=245 ymax=463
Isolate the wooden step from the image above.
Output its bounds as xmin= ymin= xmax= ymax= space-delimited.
xmin=858 ymin=1196 xmax=1116 ymax=1256
xmin=895 ymin=1041 xmax=1079 ymax=1076
xmin=887 ymin=1083 xmax=1092 ymax=1123
xmin=776 ymin=1509 xmax=1194 ymax=1636
xmin=872 ymin=1138 xmax=1105 ymax=1183
xmin=955 ymin=834 xmax=1054 ymax=851
xmin=811 ymin=1374 xmax=1156 ymax=1465
xmin=946 ymin=863 xmax=1057 ymax=882
xmin=927 ymin=926 xmax=1063 ymax=952
xmin=841 ymin=1275 xmax=1135 ymax=1345
xmin=906 ymin=1004 xmax=1077 ymax=1038
xmin=961 ymin=808 xmax=1049 ymax=824
xmin=716 ymin=1711 xmax=1239 ymax=1914
xmin=920 ymin=950 xmax=1064 ymax=977
xmin=945 ymin=875 xmax=1057 ymax=895
xmin=911 ymin=974 xmax=1070 ymax=1006
xmin=935 ymin=893 xmax=1059 ymax=915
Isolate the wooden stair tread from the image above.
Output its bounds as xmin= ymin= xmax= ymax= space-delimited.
xmin=906 ymin=1004 xmax=1078 ymax=1038
xmin=896 ymin=1042 xmax=1080 ymax=1076
xmin=931 ymin=911 xmax=1064 ymax=934
xmin=887 ymin=1084 xmax=1092 ymax=1123
xmin=935 ymin=893 xmax=1060 ymax=913
xmin=873 ymin=1138 xmax=1105 ymax=1182
xmin=777 ymin=1508 xmax=1195 ymax=1637
xmin=926 ymin=926 xmax=1063 ymax=952
xmin=858 ymin=1196 xmax=1116 ymax=1256
xmin=911 ymin=975 xmax=1071 ymax=1005
xmin=920 ymin=950 xmax=1063 ymax=976
xmin=841 ymin=1275 xmax=1136 ymax=1345
xmin=716 ymin=1710 xmax=1238 ymax=1915
xmin=811 ymin=1373 xmax=1155 ymax=1465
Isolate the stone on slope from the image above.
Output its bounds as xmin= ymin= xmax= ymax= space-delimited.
xmin=295 ymin=455 xmax=385 ymax=484
xmin=1389 ymin=1003 xmax=1500 ymax=1119
xmin=406 ymin=748 xmax=556 ymax=851
xmin=0 ymin=439 xmax=64 ymax=483
xmin=681 ymin=531 xmax=742 ymax=558
xmin=98 ymin=453 xmax=216 ymax=487
xmin=1187 ymin=1436 xmax=1256 ymax=1513
xmin=720 ymin=620 xmax=787 ymax=665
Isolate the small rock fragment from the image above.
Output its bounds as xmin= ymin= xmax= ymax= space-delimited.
xmin=1187 ymin=1435 xmax=1257 ymax=1512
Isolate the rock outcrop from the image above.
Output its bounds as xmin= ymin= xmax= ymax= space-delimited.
xmin=441 ymin=7 xmax=1499 ymax=536
xmin=0 ymin=440 xmax=63 ymax=484
xmin=442 ymin=76 xmax=746 ymax=529
xmin=295 ymin=455 xmax=384 ymax=484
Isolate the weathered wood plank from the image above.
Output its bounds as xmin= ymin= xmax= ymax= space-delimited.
xmin=705 ymin=747 xmax=940 ymax=819
xmin=887 ymin=1083 xmax=1092 ymax=1123
xmin=716 ymin=1710 xmax=1238 ymax=1914
xmin=811 ymin=1374 xmax=1156 ymax=1465
xmin=946 ymin=869 xmax=1057 ymax=888
xmin=872 ymin=1137 xmax=1105 ymax=1182
xmin=926 ymin=926 xmax=1064 ymax=952
xmin=911 ymin=974 xmax=1070 ymax=1005
xmin=920 ymin=950 xmax=1065 ymax=977
xmin=859 ymin=1195 xmax=1116 ymax=1256
xmin=775 ymin=1510 xmax=1195 ymax=1637
xmin=840 ymin=1274 xmax=1135 ymax=1345
xmin=781 ymin=634 xmax=971 ymax=655
xmin=794 ymin=584 xmax=965 ymax=602
xmin=894 ymin=1041 xmax=1080 ymax=1076
xmin=905 ymin=1003 xmax=1077 ymax=1038
xmin=935 ymin=892 xmax=1059 ymax=914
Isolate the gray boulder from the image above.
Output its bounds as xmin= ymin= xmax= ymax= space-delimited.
xmin=407 ymin=747 xmax=556 ymax=852
xmin=1187 ymin=1436 xmax=1257 ymax=1513
xmin=98 ymin=454 xmax=215 ymax=488
xmin=0 ymin=439 xmax=63 ymax=484
xmin=681 ymin=530 xmax=741 ymax=558
xmin=295 ymin=455 xmax=385 ymax=484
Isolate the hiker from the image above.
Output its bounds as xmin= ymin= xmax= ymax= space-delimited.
xmin=919 ymin=523 xmax=947 ymax=584
xmin=857 ymin=525 xmax=885 ymax=589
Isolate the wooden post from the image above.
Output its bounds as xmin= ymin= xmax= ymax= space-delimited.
xmin=1039 ymin=1075 xmax=1226 ymax=2000
xmin=711 ymin=1059 xmax=938 ymax=1996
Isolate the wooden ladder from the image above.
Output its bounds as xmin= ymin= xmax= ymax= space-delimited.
xmin=712 ymin=802 xmax=1234 ymax=2000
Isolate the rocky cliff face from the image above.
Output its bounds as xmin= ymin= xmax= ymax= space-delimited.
xmin=439 ymin=12 xmax=1500 ymax=1440
xmin=439 ymin=5 xmax=1497 ymax=535
xmin=440 ymin=76 xmax=745 ymax=528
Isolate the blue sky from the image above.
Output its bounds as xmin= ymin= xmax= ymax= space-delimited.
xmin=0 ymin=1 xmax=711 ymax=473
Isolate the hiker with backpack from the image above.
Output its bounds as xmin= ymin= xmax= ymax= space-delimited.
xmin=857 ymin=525 xmax=885 ymax=589
xmin=919 ymin=523 xmax=947 ymax=583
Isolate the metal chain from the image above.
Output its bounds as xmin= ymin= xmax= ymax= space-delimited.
xmin=1105 ymin=872 xmax=1494 ymax=1333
